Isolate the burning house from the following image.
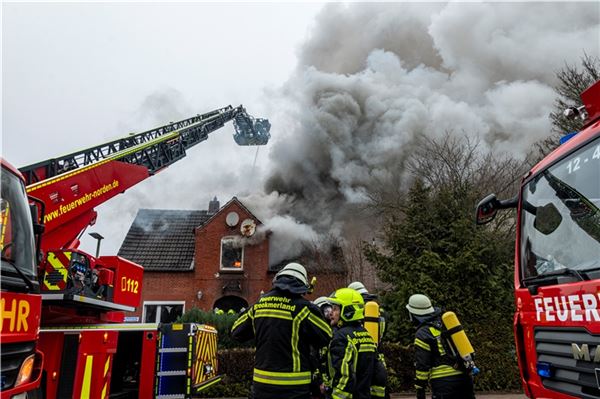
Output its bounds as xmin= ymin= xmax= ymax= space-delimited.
xmin=118 ymin=197 xmax=345 ymax=323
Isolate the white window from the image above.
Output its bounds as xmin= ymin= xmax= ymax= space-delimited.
xmin=142 ymin=301 xmax=185 ymax=323
xmin=220 ymin=236 xmax=244 ymax=271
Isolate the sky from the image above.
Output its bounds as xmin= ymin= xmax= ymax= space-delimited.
xmin=3 ymin=2 xmax=599 ymax=264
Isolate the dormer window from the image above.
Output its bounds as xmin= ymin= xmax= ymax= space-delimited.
xmin=220 ymin=236 xmax=243 ymax=271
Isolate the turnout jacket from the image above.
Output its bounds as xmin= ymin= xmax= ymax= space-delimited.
xmin=231 ymin=287 xmax=332 ymax=399
xmin=413 ymin=311 xmax=467 ymax=396
xmin=328 ymin=323 xmax=377 ymax=399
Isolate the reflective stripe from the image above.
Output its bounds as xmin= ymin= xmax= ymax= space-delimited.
xmin=332 ymin=388 xmax=352 ymax=399
xmin=291 ymin=307 xmax=310 ymax=372
xmin=253 ymin=368 xmax=311 ymax=385
xmin=416 ymin=369 xmax=430 ymax=380
xmin=308 ymin=313 xmax=333 ymax=337
xmin=371 ymin=385 xmax=386 ymax=397
xmin=102 ymin=355 xmax=111 ymax=399
xmin=429 ymin=326 xmax=446 ymax=355
xmin=358 ymin=343 xmax=377 ymax=353
xmin=414 ymin=338 xmax=430 ymax=351
xmin=44 ymin=251 xmax=70 ymax=290
xmin=337 ymin=339 xmax=355 ymax=392
xmin=231 ymin=312 xmax=249 ymax=331
xmin=255 ymin=309 xmax=293 ymax=320
xmin=80 ymin=355 xmax=93 ymax=399
xmin=430 ymin=364 xmax=463 ymax=379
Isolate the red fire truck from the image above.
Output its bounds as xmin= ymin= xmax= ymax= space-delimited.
xmin=1 ymin=158 xmax=45 ymax=399
xmin=1 ymin=105 xmax=270 ymax=398
xmin=476 ymin=79 xmax=600 ymax=398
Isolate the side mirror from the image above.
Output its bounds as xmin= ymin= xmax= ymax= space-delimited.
xmin=29 ymin=203 xmax=45 ymax=235
xmin=475 ymin=194 xmax=500 ymax=225
xmin=475 ymin=194 xmax=518 ymax=225
xmin=28 ymin=196 xmax=45 ymax=266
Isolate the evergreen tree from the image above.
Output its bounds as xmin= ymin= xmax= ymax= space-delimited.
xmin=365 ymin=135 xmax=522 ymax=389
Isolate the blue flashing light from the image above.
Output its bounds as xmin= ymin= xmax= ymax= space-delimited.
xmin=537 ymin=361 xmax=554 ymax=378
xmin=560 ymin=131 xmax=578 ymax=145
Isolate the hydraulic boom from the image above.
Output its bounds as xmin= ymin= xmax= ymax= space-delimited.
xmin=20 ymin=105 xmax=270 ymax=250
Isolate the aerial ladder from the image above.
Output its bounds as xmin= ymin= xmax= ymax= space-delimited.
xmin=21 ymin=105 xmax=270 ymax=251
xmin=6 ymin=105 xmax=269 ymax=399
xmin=19 ymin=105 xmax=269 ymax=310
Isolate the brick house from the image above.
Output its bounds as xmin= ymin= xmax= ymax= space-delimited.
xmin=118 ymin=197 xmax=345 ymax=323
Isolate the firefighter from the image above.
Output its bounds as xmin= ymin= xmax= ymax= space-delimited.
xmin=348 ymin=281 xmax=386 ymax=339
xmin=231 ymin=263 xmax=332 ymax=399
xmin=314 ymin=296 xmax=333 ymax=322
xmin=348 ymin=282 xmax=388 ymax=399
xmin=327 ymin=288 xmax=377 ymax=399
xmin=312 ymin=296 xmax=334 ymax=398
xmin=406 ymin=294 xmax=476 ymax=399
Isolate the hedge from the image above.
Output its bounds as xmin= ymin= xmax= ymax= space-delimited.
xmin=178 ymin=308 xmax=253 ymax=349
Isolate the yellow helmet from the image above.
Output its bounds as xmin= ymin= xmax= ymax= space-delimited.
xmin=328 ymin=288 xmax=365 ymax=322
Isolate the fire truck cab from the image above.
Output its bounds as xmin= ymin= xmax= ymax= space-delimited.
xmin=477 ymin=80 xmax=600 ymax=398
xmin=1 ymin=158 xmax=44 ymax=398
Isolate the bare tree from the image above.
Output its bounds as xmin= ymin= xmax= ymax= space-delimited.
xmin=536 ymin=54 xmax=600 ymax=158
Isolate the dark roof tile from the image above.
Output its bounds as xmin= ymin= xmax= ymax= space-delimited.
xmin=118 ymin=209 xmax=211 ymax=272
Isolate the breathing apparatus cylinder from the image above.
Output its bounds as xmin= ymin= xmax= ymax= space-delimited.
xmin=364 ymin=301 xmax=380 ymax=344
xmin=442 ymin=311 xmax=473 ymax=357
xmin=442 ymin=311 xmax=479 ymax=375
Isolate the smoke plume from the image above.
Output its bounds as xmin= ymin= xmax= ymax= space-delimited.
xmin=243 ymin=2 xmax=600 ymax=264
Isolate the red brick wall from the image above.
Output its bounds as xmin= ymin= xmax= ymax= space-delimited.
xmin=129 ymin=199 xmax=272 ymax=320
xmin=194 ymin=201 xmax=272 ymax=311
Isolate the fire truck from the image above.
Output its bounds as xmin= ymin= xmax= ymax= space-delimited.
xmin=1 ymin=105 xmax=270 ymax=398
xmin=1 ymin=158 xmax=45 ymax=399
xmin=476 ymin=79 xmax=600 ymax=398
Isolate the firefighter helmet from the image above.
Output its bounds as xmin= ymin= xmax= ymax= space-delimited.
xmin=314 ymin=296 xmax=329 ymax=307
xmin=275 ymin=262 xmax=309 ymax=287
xmin=348 ymin=281 xmax=369 ymax=295
xmin=406 ymin=294 xmax=434 ymax=316
xmin=328 ymin=288 xmax=365 ymax=322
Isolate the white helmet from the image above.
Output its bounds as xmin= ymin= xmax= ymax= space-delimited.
xmin=313 ymin=296 xmax=329 ymax=307
xmin=406 ymin=294 xmax=434 ymax=315
xmin=276 ymin=262 xmax=309 ymax=287
xmin=348 ymin=281 xmax=369 ymax=295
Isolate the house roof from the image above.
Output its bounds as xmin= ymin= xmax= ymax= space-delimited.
xmin=118 ymin=209 xmax=211 ymax=272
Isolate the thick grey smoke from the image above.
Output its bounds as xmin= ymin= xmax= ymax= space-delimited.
xmin=88 ymin=3 xmax=599 ymax=267
xmin=243 ymin=2 xmax=600 ymax=264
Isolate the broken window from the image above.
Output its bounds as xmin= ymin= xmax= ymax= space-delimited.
xmin=220 ymin=236 xmax=243 ymax=270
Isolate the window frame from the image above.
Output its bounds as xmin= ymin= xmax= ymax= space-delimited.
xmin=141 ymin=300 xmax=185 ymax=323
xmin=219 ymin=236 xmax=244 ymax=272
